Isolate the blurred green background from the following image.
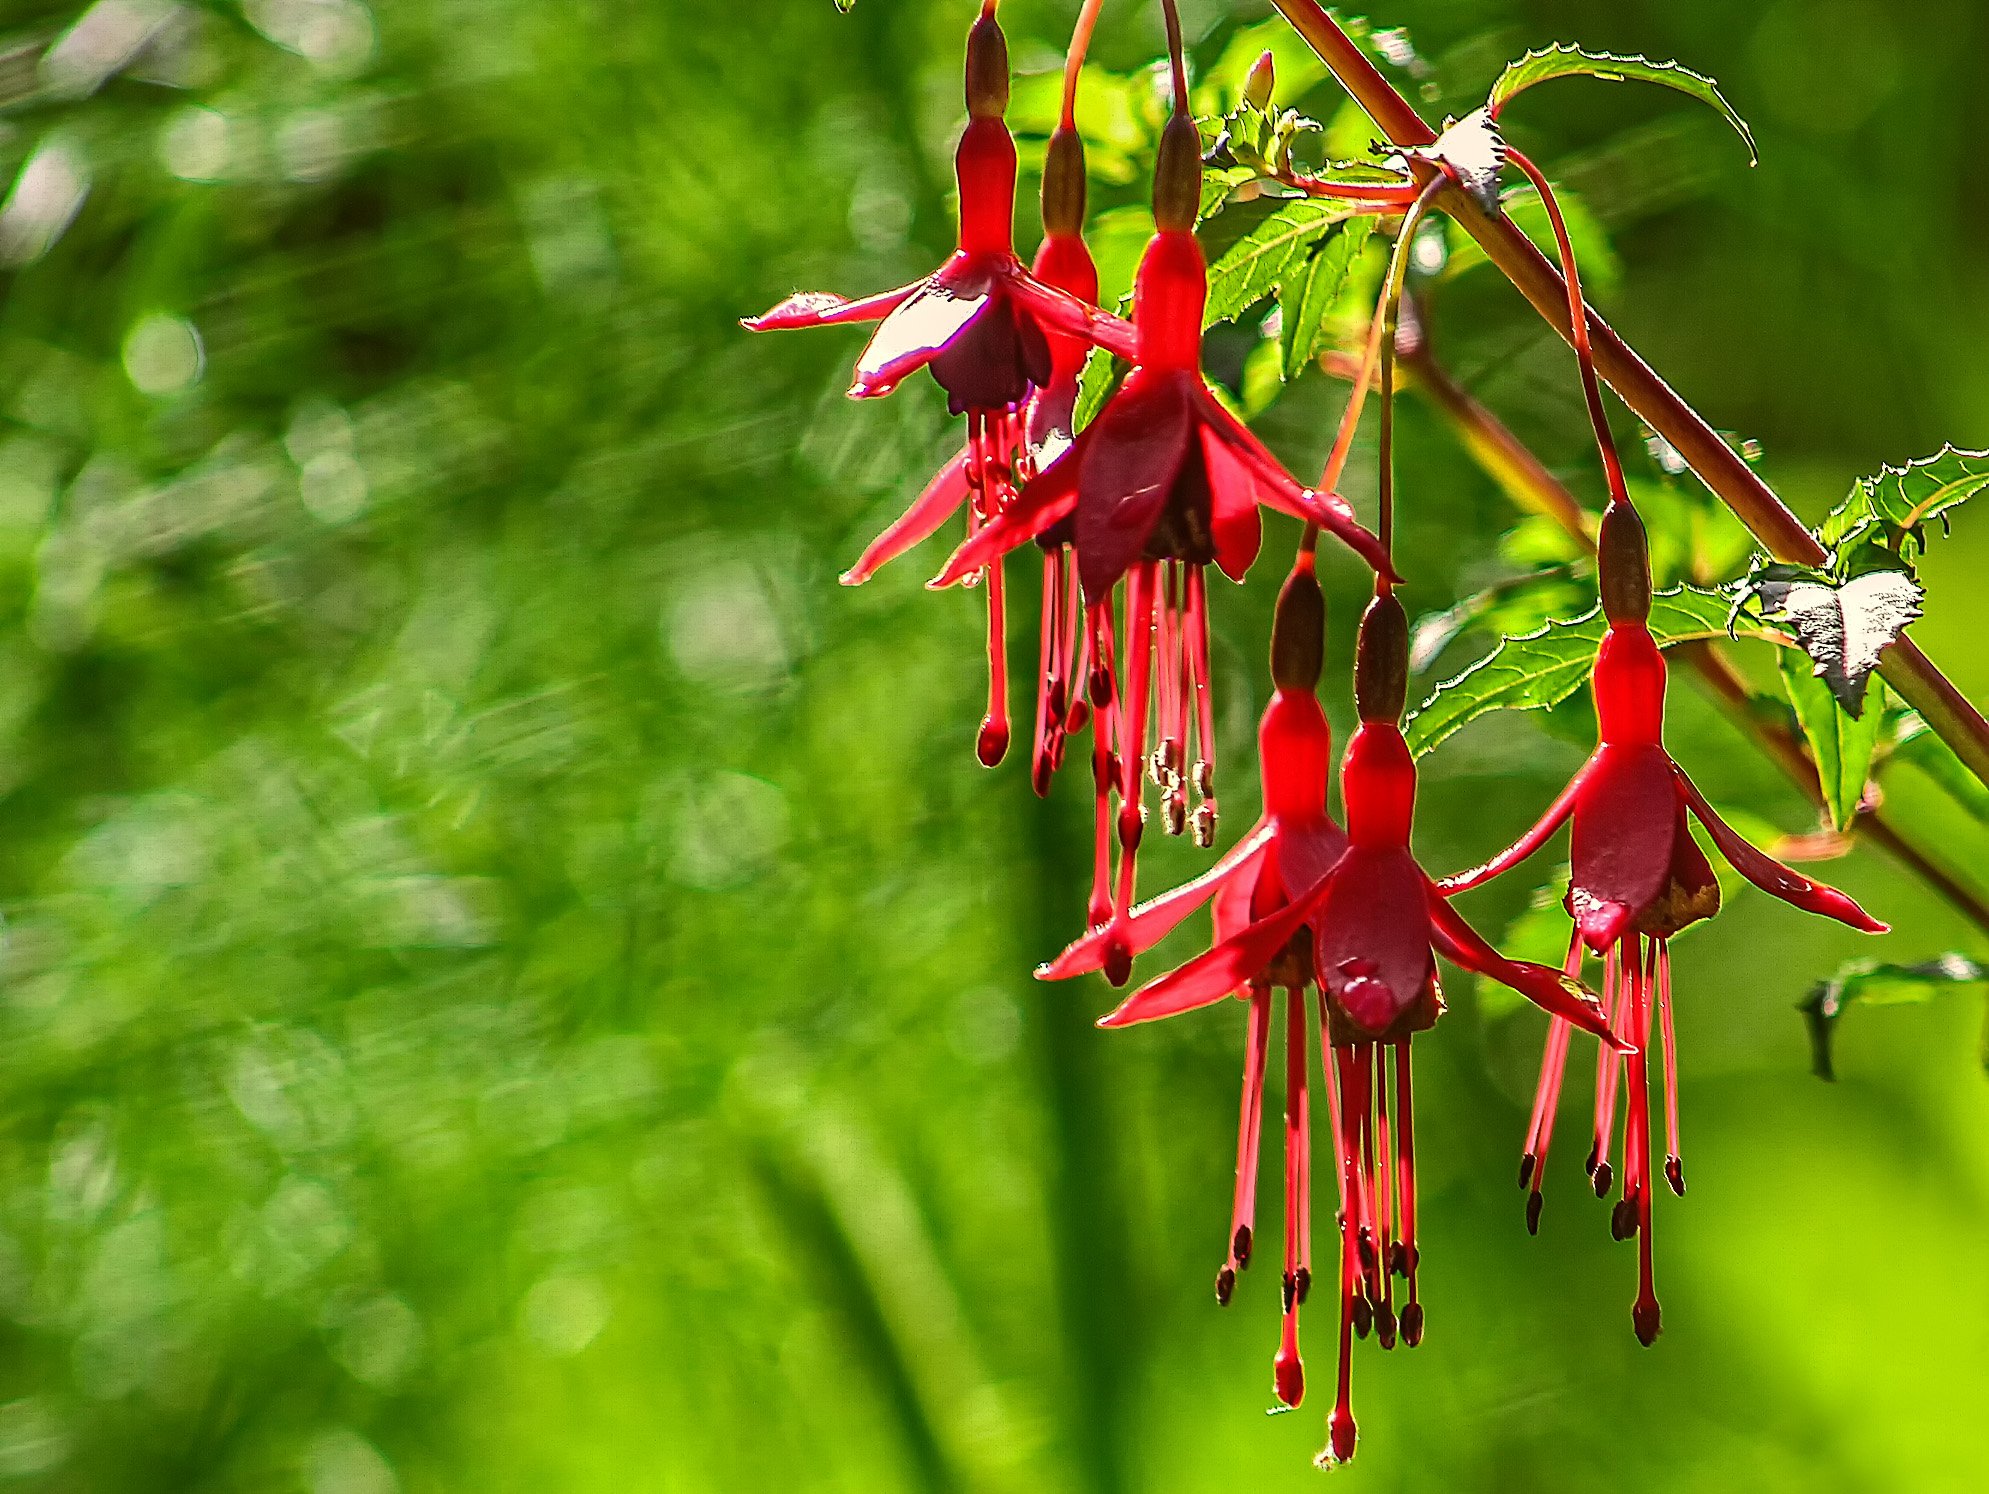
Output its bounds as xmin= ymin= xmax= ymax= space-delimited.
xmin=0 ymin=0 xmax=1985 ymax=1489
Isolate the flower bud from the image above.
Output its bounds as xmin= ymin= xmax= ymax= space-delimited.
xmin=1244 ymin=50 xmax=1276 ymax=110
xmin=1354 ymin=591 xmax=1409 ymax=724
xmin=1598 ymin=500 xmax=1652 ymax=624
xmin=1040 ymin=125 xmax=1087 ymax=238
xmin=1270 ymin=562 xmax=1325 ymax=693
xmin=1152 ymin=112 xmax=1203 ymax=233
xmin=965 ymin=14 xmax=1009 ymax=120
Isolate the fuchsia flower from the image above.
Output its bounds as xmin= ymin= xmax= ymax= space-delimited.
xmin=933 ymin=110 xmax=1392 ymax=952
xmin=1439 ymin=502 xmax=1885 ymax=1344
xmin=1045 ymin=574 xmax=1616 ymax=1465
xmin=745 ymin=5 xmax=1132 ymax=766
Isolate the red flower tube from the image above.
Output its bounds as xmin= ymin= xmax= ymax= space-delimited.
xmin=1439 ymin=502 xmax=1885 ymax=1344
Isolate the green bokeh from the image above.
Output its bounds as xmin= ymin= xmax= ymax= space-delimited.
xmin=0 ymin=1 xmax=1984 ymax=1489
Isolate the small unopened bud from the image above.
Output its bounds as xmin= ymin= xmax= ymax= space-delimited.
xmin=1270 ymin=563 xmax=1325 ymax=692
xmin=965 ymin=15 xmax=1010 ymax=120
xmin=1244 ymin=50 xmax=1276 ymax=110
xmin=1354 ymin=591 xmax=1410 ymax=723
xmin=1152 ymin=112 xmax=1203 ymax=232
xmin=1041 ymin=125 xmax=1087 ymax=237
xmin=1598 ymin=500 xmax=1652 ymax=623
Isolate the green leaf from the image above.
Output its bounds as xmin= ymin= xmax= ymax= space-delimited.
xmin=1278 ymin=215 xmax=1372 ymax=379
xmin=1072 ymin=345 xmax=1122 ymax=435
xmin=834 ymin=0 xmax=855 ymax=11
xmin=1405 ymin=585 xmax=1774 ymax=758
xmin=1817 ymin=445 xmax=1989 ymax=560
xmin=1890 ymin=712 xmax=1989 ymax=825
xmin=1488 ymin=44 xmax=1757 ymax=166
xmin=1778 ymin=657 xmax=1882 ymax=832
xmin=1799 ymin=955 xmax=1989 ymax=1081
xmin=1202 ymin=199 xmax=1358 ymax=328
xmin=1198 ymin=165 xmax=1255 ymax=224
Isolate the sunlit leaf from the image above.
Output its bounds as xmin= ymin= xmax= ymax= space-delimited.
xmin=1799 ymin=954 xmax=1989 ymax=1081
xmin=1778 ymin=657 xmax=1882 ymax=832
xmin=1740 ymin=562 xmax=1923 ymax=716
xmin=1488 ymin=44 xmax=1757 ymax=165
xmin=1818 ymin=445 xmax=1989 ymax=560
xmin=1202 ymin=199 xmax=1360 ymax=327
xmin=1405 ymin=585 xmax=1776 ymax=758
xmin=1279 ymin=215 xmax=1372 ymax=378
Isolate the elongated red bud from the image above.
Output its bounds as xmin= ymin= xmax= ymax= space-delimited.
xmin=1270 ymin=563 xmax=1325 ymax=692
xmin=1152 ymin=112 xmax=1202 ymax=233
xmin=965 ymin=15 xmax=1009 ymax=120
xmin=1354 ymin=592 xmax=1409 ymax=724
xmin=1598 ymin=501 xmax=1651 ymax=624
xmin=1041 ymin=125 xmax=1087 ymax=237
xmin=1244 ymin=50 xmax=1276 ymax=109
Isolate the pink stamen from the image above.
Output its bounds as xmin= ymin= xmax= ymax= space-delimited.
xmin=1085 ymin=603 xmax=1118 ymax=940
xmin=1275 ymin=987 xmax=1309 ymax=1408
xmin=1372 ymin=1053 xmax=1397 ymax=1348
xmin=1613 ymin=939 xmax=1649 ymax=1243
xmin=1030 ymin=551 xmax=1063 ymax=796
xmin=1630 ymin=939 xmax=1662 ymax=1346
xmin=1110 ymin=565 xmax=1157 ymax=925
xmin=1185 ymin=566 xmax=1217 ymax=845
xmin=977 ymin=552 xmax=1009 ymax=765
xmin=1590 ymin=942 xmax=1624 ymax=1196
xmin=1522 ymin=931 xmax=1583 ymax=1233
xmin=1393 ymin=1040 xmax=1422 ymax=1347
xmin=1658 ymin=939 xmax=1684 ymax=1195
xmin=1218 ymin=984 xmax=1274 ymax=1305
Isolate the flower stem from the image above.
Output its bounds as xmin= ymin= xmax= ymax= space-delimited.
xmin=1061 ymin=0 xmax=1106 ymax=128
xmin=1158 ymin=0 xmax=1188 ymax=116
xmin=1266 ymin=0 xmax=1989 ymax=790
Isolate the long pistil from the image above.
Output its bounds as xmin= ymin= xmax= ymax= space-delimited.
xmin=1275 ymin=987 xmax=1310 ymax=1408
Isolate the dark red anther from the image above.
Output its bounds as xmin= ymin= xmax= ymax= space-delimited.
xmin=1611 ymin=1196 xmax=1637 ymax=1241
xmin=1375 ymin=1302 xmax=1397 ymax=1350
xmin=1525 ymin=1191 xmax=1544 ymax=1236
xmin=1665 ymin=1156 xmax=1686 ymax=1195
xmin=1103 ymin=937 xmax=1132 ymax=989
xmin=1518 ymin=1152 xmax=1537 ymax=1190
xmin=1281 ymin=1271 xmax=1300 ymax=1313
xmin=1399 ymin=1301 xmax=1424 ymax=1348
xmin=1216 ymin=1264 xmax=1236 ymax=1306
xmin=1387 ymin=1241 xmax=1413 ymax=1278
xmin=1354 ymin=591 xmax=1409 ymax=725
xmin=1152 ymin=112 xmax=1202 ymax=234
xmin=1233 ymin=1224 xmax=1253 ymax=1268
xmin=1592 ymin=1160 xmax=1614 ymax=1197
xmin=1294 ymin=1265 xmax=1311 ymax=1306
xmin=1597 ymin=500 xmax=1652 ymax=625
xmin=1351 ymin=1295 xmax=1373 ymax=1339
xmin=964 ymin=14 xmax=1009 ymax=120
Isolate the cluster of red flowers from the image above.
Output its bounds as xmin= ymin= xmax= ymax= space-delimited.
xmin=747 ymin=0 xmax=1883 ymax=1466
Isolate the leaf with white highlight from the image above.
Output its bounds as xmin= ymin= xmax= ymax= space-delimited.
xmin=1488 ymin=44 xmax=1757 ymax=165
xmin=1743 ymin=564 xmax=1923 ymax=717
xmin=1422 ymin=108 xmax=1505 ymax=213
xmin=1800 ymin=955 xmax=1989 ymax=1081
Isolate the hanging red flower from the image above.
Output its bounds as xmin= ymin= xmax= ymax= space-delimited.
xmin=1045 ymin=579 xmax=1616 ymax=1465
xmin=1438 ymin=502 xmax=1885 ymax=1344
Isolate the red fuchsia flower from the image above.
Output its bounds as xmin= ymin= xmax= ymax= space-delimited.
xmin=1438 ymin=502 xmax=1886 ymax=1345
xmin=744 ymin=5 xmax=1134 ymax=766
xmin=1045 ymin=579 xmax=1616 ymax=1466
xmin=932 ymin=108 xmax=1392 ymax=955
